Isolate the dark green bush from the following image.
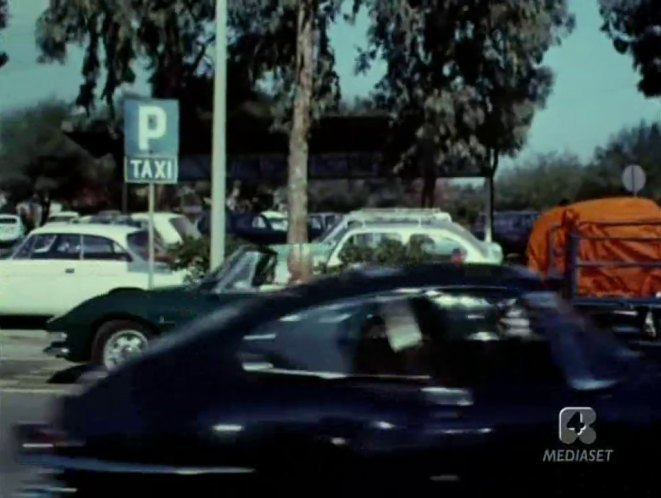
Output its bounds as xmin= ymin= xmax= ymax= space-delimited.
xmin=168 ymin=235 xmax=243 ymax=283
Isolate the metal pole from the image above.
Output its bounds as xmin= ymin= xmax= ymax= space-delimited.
xmin=484 ymin=176 xmax=494 ymax=243
xmin=210 ymin=0 xmax=227 ymax=270
xmin=148 ymin=183 xmax=155 ymax=289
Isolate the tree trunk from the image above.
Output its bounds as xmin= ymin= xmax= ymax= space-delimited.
xmin=286 ymin=0 xmax=315 ymax=244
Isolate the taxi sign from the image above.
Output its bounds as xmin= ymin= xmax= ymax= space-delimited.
xmin=124 ymin=99 xmax=179 ymax=184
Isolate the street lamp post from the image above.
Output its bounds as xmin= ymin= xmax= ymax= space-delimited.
xmin=210 ymin=0 xmax=228 ymax=270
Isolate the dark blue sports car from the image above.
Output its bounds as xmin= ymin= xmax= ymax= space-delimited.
xmin=15 ymin=264 xmax=661 ymax=496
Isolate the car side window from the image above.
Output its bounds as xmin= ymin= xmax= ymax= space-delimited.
xmin=12 ymin=234 xmax=40 ymax=259
xmin=50 ymin=234 xmax=82 ymax=260
xmin=82 ymin=235 xmax=131 ymax=261
xmin=343 ymin=232 xmax=403 ymax=249
xmin=28 ymin=234 xmax=80 ymax=260
xmin=410 ymin=234 xmax=468 ymax=261
xmin=419 ymin=290 xmax=564 ymax=387
xmin=238 ymin=295 xmax=432 ymax=378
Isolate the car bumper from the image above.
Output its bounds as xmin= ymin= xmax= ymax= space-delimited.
xmin=44 ymin=344 xmax=70 ymax=359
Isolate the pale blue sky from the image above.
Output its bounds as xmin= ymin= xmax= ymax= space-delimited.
xmin=0 ymin=0 xmax=659 ymax=164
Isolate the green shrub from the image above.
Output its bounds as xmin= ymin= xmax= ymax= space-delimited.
xmin=318 ymin=238 xmax=452 ymax=275
xmin=168 ymin=235 xmax=243 ymax=283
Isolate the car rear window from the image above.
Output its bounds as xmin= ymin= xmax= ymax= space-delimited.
xmin=0 ymin=217 xmax=17 ymax=224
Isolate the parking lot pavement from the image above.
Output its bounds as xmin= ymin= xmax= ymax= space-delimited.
xmin=0 ymin=391 xmax=61 ymax=498
xmin=0 ymin=330 xmax=77 ymax=394
xmin=0 ymin=331 xmax=80 ymax=496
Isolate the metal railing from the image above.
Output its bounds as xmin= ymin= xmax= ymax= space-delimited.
xmin=560 ymin=220 xmax=661 ymax=307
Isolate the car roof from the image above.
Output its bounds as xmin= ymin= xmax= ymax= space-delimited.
xmin=30 ymin=223 xmax=141 ymax=237
xmin=0 ymin=214 xmax=19 ymax=220
xmin=343 ymin=220 xmax=475 ymax=235
xmin=297 ymin=263 xmax=542 ymax=298
xmin=131 ymin=212 xmax=181 ymax=220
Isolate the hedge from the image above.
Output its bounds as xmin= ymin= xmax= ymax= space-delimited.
xmin=169 ymin=237 xmax=455 ymax=283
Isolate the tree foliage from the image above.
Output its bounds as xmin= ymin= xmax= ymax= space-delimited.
xmin=35 ymin=0 xmax=345 ymax=124
xmin=362 ymin=0 xmax=574 ymax=179
xmin=600 ymin=0 xmax=661 ymax=98
xmin=579 ymin=121 xmax=661 ymax=199
xmin=487 ymin=121 xmax=661 ymax=211
xmin=0 ymin=100 xmax=109 ymax=205
xmin=0 ymin=0 xmax=8 ymax=69
xmin=36 ymin=0 xmax=217 ymax=115
xmin=167 ymin=234 xmax=243 ymax=283
xmin=496 ymin=152 xmax=584 ymax=210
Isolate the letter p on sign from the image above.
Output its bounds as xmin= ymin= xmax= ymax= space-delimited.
xmin=138 ymin=105 xmax=167 ymax=151
xmin=124 ymin=98 xmax=179 ymax=159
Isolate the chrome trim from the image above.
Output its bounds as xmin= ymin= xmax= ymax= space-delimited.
xmin=421 ymin=387 xmax=474 ymax=406
xmin=20 ymin=455 xmax=255 ymax=475
xmin=43 ymin=346 xmax=69 ymax=358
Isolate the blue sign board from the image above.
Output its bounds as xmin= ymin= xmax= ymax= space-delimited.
xmin=124 ymin=99 xmax=180 ymax=184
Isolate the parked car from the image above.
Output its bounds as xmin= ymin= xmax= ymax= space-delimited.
xmin=319 ymin=208 xmax=453 ymax=247
xmin=197 ymin=210 xmax=319 ymax=245
xmin=324 ymin=221 xmax=504 ymax=270
xmin=0 ymin=224 xmax=186 ymax=318
xmin=472 ymin=210 xmax=539 ymax=255
xmin=44 ymin=245 xmax=288 ymax=369
xmin=45 ymin=210 xmax=80 ymax=225
xmin=75 ymin=213 xmax=171 ymax=254
xmin=16 ymin=263 xmax=661 ymax=496
xmin=309 ymin=212 xmax=341 ymax=239
xmin=130 ymin=212 xmax=201 ymax=247
xmin=0 ymin=213 xmax=26 ymax=248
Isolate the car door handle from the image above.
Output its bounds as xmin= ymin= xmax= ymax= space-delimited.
xmin=65 ymin=268 xmax=75 ymax=274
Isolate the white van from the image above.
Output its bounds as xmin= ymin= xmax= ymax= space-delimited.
xmin=319 ymin=208 xmax=453 ymax=247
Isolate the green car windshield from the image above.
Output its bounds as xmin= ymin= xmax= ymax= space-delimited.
xmin=197 ymin=247 xmax=278 ymax=292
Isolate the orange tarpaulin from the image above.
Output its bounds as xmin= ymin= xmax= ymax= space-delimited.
xmin=527 ymin=206 xmax=567 ymax=277
xmin=527 ymin=197 xmax=661 ymax=298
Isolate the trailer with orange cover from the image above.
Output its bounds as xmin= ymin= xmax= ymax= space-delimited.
xmin=527 ymin=197 xmax=661 ymax=337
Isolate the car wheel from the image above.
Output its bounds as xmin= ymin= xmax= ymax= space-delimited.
xmin=91 ymin=320 xmax=154 ymax=370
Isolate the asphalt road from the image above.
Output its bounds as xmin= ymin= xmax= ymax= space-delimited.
xmin=0 ymin=330 xmax=77 ymax=497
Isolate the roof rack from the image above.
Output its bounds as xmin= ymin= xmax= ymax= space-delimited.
xmin=346 ymin=208 xmax=453 ymax=223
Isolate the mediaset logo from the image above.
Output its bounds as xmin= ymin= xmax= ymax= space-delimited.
xmin=542 ymin=407 xmax=614 ymax=463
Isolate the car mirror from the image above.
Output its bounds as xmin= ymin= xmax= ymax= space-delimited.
xmin=420 ymin=386 xmax=474 ymax=407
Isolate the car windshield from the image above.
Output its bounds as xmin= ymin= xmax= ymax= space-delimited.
xmin=522 ymin=292 xmax=640 ymax=389
xmin=197 ymin=249 xmax=247 ymax=289
xmin=0 ymin=217 xmax=17 ymax=224
xmin=198 ymin=248 xmax=277 ymax=292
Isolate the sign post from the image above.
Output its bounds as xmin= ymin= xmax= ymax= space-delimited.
xmin=210 ymin=0 xmax=228 ymax=270
xmin=124 ymin=98 xmax=180 ymax=289
xmin=622 ymin=164 xmax=646 ymax=196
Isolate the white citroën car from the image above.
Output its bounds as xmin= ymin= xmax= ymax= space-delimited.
xmin=0 ymin=224 xmax=187 ymax=318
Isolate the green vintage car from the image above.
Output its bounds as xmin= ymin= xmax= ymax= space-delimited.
xmin=45 ymin=245 xmax=287 ymax=369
